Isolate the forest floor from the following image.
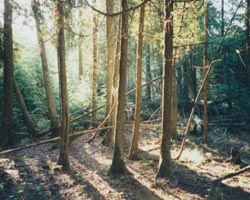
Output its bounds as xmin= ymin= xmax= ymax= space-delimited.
xmin=0 ymin=123 xmax=250 ymax=200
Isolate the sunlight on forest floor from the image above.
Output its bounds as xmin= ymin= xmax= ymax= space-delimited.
xmin=180 ymin=148 xmax=204 ymax=164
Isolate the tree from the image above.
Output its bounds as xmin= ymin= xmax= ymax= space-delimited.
xmin=56 ymin=1 xmax=70 ymax=171
xmin=156 ymin=0 xmax=174 ymax=179
xmin=109 ymin=0 xmax=129 ymax=175
xmin=32 ymin=0 xmax=60 ymax=137
xmin=92 ymin=0 xmax=98 ymax=124
xmin=128 ymin=1 xmax=146 ymax=159
xmin=146 ymin=44 xmax=152 ymax=102
xmin=14 ymin=79 xmax=37 ymax=138
xmin=106 ymin=0 xmax=115 ymax=124
xmin=1 ymin=0 xmax=15 ymax=147
xmin=203 ymin=0 xmax=208 ymax=144
xmin=246 ymin=0 xmax=250 ymax=87
xmin=103 ymin=15 xmax=121 ymax=147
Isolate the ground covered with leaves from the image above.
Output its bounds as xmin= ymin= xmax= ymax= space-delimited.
xmin=0 ymin=125 xmax=249 ymax=200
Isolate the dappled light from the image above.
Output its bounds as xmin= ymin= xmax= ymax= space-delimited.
xmin=1 ymin=0 xmax=250 ymax=199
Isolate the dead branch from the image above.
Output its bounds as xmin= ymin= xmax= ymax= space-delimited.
xmin=0 ymin=126 xmax=112 ymax=156
xmin=71 ymin=105 xmax=105 ymax=123
xmin=213 ymin=165 xmax=250 ymax=183
xmin=87 ymin=97 xmax=118 ymax=143
xmin=125 ymin=76 xmax=162 ymax=96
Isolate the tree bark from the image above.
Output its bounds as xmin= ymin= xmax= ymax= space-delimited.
xmin=109 ymin=0 xmax=129 ymax=175
xmin=1 ymin=0 xmax=15 ymax=147
xmin=79 ymin=43 xmax=83 ymax=79
xmin=32 ymin=0 xmax=60 ymax=138
xmin=128 ymin=1 xmax=145 ymax=159
xmin=103 ymin=15 xmax=121 ymax=147
xmin=92 ymin=0 xmax=98 ymax=124
xmin=156 ymin=0 xmax=174 ymax=179
xmin=246 ymin=0 xmax=250 ymax=87
xmin=171 ymin=56 xmax=178 ymax=139
xmin=14 ymin=79 xmax=37 ymax=138
xmin=56 ymin=1 xmax=70 ymax=171
xmin=146 ymin=44 xmax=152 ymax=102
xmin=203 ymin=1 xmax=208 ymax=144
xmin=106 ymin=0 xmax=115 ymax=125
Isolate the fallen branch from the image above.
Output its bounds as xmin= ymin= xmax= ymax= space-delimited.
xmin=87 ymin=97 xmax=118 ymax=143
xmin=213 ymin=165 xmax=250 ymax=183
xmin=71 ymin=105 xmax=106 ymax=123
xmin=0 ymin=126 xmax=112 ymax=156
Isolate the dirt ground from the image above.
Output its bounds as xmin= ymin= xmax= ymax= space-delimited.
xmin=0 ymin=125 xmax=249 ymax=200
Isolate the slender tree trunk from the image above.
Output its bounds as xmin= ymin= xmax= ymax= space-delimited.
xmin=106 ymin=0 xmax=115 ymax=124
xmin=103 ymin=15 xmax=121 ymax=147
xmin=32 ymin=0 xmax=60 ymax=137
xmin=128 ymin=1 xmax=145 ymax=159
xmin=109 ymin=0 xmax=129 ymax=175
xmin=171 ymin=56 xmax=178 ymax=139
xmin=203 ymin=1 xmax=208 ymax=144
xmin=1 ymin=0 xmax=15 ymax=147
xmin=56 ymin=1 xmax=70 ymax=171
xmin=14 ymin=79 xmax=37 ymax=137
xmin=246 ymin=0 xmax=250 ymax=87
xmin=146 ymin=44 xmax=152 ymax=102
xmin=156 ymin=0 xmax=174 ymax=179
xmin=79 ymin=43 xmax=83 ymax=79
xmin=92 ymin=1 xmax=98 ymax=124
xmin=221 ymin=0 xmax=224 ymax=36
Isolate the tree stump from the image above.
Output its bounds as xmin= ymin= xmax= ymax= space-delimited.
xmin=228 ymin=143 xmax=244 ymax=165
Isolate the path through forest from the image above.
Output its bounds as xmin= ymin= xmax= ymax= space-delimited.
xmin=0 ymin=126 xmax=249 ymax=200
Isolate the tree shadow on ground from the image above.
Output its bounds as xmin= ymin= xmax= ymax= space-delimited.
xmin=70 ymin=137 xmax=164 ymax=200
xmin=138 ymin=148 xmax=250 ymax=200
xmin=3 ymin=144 xmax=108 ymax=200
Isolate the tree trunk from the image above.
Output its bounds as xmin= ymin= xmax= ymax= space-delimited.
xmin=128 ymin=1 xmax=145 ymax=160
xmin=106 ymin=0 xmax=115 ymax=125
xmin=246 ymin=0 xmax=250 ymax=87
xmin=103 ymin=15 xmax=121 ymax=147
xmin=156 ymin=0 xmax=174 ymax=179
xmin=79 ymin=43 xmax=83 ymax=79
xmin=56 ymin=1 xmax=70 ymax=171
xmin=32 ymin=0 xmax=60 ymax=138
xmin=203 ymin=1 xmax=208 ymax=144
xmin=221 ymin=0 xmax=224 ymax=36
xmin=14 ymin=79 xmax=37 ymax=138
xmin=92 ymin=1 xmax=98 ymax=124
xmin=109 ymin=0 xmax=128 ymax=175
xmin=171 ymin=56 xmax=178 ymax=139
xmin=1 ymin=0 xmax=15 ymax=147
xmin=146 ymin=44 xmax=152 ymax=102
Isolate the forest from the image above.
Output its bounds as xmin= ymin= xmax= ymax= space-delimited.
xmin=0 ymin=0 xmax=250 ymax=199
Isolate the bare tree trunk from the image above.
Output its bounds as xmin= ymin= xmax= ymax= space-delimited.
xmin=79 ymin=43 xmax=83 ymax=79
xmin=1 ymin=0 xmax=15 ymax=147
xmin=128 ymin=1 xmax=145 ymax=159
xmin=246 ymin=0 xmax=250 ymax=87
xmin=106 ymin=0 xmax=115 ymax=124
xmin=146 ymin=44 xmax=152 ymax=102
xmin=56 ymin=1 xmax=70 ymax=171
xmin=203 ymin=1 xmax=208 ymax=144
xmin=109 ymin=0 xmax=129 ymax=175
xmin=171 ymin=56 xmax=178 ymax=139
xmin=103 ymin=15 xmax=121 ymax=147
xmin=14 ymin=79 xmax=37 ymax=137
xmin=32 ymin=0 xmax=60 ymax=137
xmin=92 ymin=0 xmax=98 ymax=124
xmin=156 ymin=0 xmax=174 ymax=179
